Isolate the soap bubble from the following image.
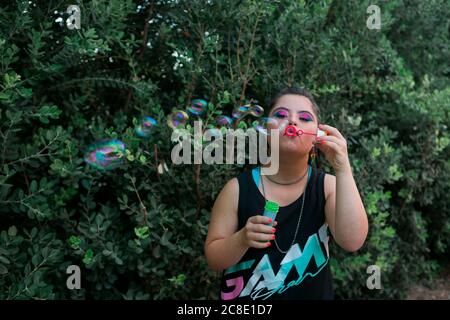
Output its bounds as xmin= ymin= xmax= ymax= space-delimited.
xmin=232 ymin=104 xmax=265 ymax=119
xmin=135 ymin=116 xmax=157 ymax=138
xmin=215 ymin=115 xmax=233 ymax=128
xmin=187 ymin=99 xmax=208 ymax=116
xmin=252 ymin=117 xmax=287 ymax=136
xmin=168 ymin=110 xmax=189 ymax=129
xmin=248 ymin=104 xmax=264 ymax=117
xmin=84 ymin=139 xmax=126 ymax=170
xmin=204 ymin=128 xmax=223 ymax=141
xmin=231 ymin=105 xmax=250 ymax=119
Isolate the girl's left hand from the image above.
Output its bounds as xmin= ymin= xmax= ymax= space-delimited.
xmin=314 ymin=124 xmax=352 ymax=174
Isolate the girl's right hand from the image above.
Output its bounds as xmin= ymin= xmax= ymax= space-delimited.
xmin=240 ymin=215 xmax=278 ymax=249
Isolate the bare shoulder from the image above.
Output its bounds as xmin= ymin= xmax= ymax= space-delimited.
xmin=213 ymin=177 xmax=239 ymax=213
xmin=219 ymin=177 xmax=239 ymax=201
xmin=324 ymin=173 xmax=336 ymax=200
xmin=207 ymin=177 xmax=240 ymax=243
xmin=224 ymin=177 xmax=239 ymax=192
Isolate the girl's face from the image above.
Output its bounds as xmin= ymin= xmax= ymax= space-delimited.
xmin=268 ymin=94 xmax=318 ymax=156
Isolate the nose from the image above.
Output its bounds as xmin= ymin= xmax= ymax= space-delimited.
xmin=288 ymin=116 xmax=298 ymax=127
xmin=288 ymin=120 xmax=298 ymax=128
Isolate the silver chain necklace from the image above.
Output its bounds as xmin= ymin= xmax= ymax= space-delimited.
xmin=260 ymin=167 xmax=307 ymax=254
xmin=265 ymin=168 xmax=308 ymax=185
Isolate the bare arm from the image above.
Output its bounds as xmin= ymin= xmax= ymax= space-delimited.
xmin=317 ymin=123 xmax=368 ymax=252
xmin=204 ymin=178 xmax=276 ymax=272
xmin=204 ymin=178 xmax=248 ymax=271
xmin=325 ymin=172 xmax=368 ymax=252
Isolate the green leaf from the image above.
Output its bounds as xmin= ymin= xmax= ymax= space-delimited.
xmin=5 ymin=110 xmax=22 ymax=123
xmin=0 ymin=255 xmax=10 ymax=265
xmin=7 ymin=226 xmax=17 ymax=237
xmin=68 ymin=235 xmax=81 ymax=249
xmin=30 ymin=228 xmax=38 ymax=238
xmin=31 ymin=255 xmax=40 ymax=266
xmin=134 ymin=226 xmax=150 ymax=239
xmin=29 ymin=180 xmax=38 ymax=193
xmin=0 ymin=265 xmax=8 ymax=275
xmin=83 ymin=249 xmax=94 ymax=264
xmin=37 ymin=105 xmax=62 ymax=124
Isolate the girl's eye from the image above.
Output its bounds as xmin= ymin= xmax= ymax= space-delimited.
xmin=298 ymin=112 xmax=313 ymax=122
xmin=273 ymin=110 xmax=288 ymax=118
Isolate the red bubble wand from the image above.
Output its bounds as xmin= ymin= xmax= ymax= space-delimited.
xmin=283 ymin=124 xmax=327 ymax=137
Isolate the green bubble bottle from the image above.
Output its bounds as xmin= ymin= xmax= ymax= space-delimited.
xmin=263 ymin=200 xmax=279 ymax=227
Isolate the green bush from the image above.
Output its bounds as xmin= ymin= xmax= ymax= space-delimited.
xmin=0 ymin=0 xmax=448 ymax=299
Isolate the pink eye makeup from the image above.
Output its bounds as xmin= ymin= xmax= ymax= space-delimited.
xmin=272 ymin=109 xmax=289 ymax=118
xmin=298 ymin=111 xmax=313 ymax=122
xmin=272 ymin=108 xmax=315 ymax=122
xmin=298 ymin=112 xmax=313 ymax=122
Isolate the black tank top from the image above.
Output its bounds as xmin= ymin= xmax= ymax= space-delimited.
xmin=219 ymin=166 xmax=333 ymax=300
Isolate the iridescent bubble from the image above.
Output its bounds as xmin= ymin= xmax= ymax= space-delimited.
xmin=167 ymin=110 xmax=189 ymax=129
xmin=135 ymin=116 xmax=157 ymax=138
xmin=253 ymin=117 xmax=287 ymax=136
xmin=231 ymin=105 xmax=250 ymax=119
xmin=215 ymin=115 xmax=233 ymax=128
xmin=84 ymin=139 xmax=126 ymax=170
xmin=249 ymin=104 xmax=264 ymax=117
xmin=205 ymin=128 xmax=223 ymax=140
xmin=187 ymin=99 xmax=208 ymax=116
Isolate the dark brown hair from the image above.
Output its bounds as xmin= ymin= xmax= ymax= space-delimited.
xmin=268 ymin=87 xmax=320 ymax=120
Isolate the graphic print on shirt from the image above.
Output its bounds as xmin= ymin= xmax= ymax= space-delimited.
xmin=221 ymin=223 xmax=330 ymax=300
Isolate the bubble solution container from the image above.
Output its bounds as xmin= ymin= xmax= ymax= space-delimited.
xmin=263 ymin=200 xmax=279 ymax=227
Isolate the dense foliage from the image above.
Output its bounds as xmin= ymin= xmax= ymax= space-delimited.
xmin=0 ymin=0 xmax=448 ymax=299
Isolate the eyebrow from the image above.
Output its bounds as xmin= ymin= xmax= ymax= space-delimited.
xmin=298 ymin=111 xmax=314 ymax=118
xmin=272 ymin=107 xmax=315 ymax=120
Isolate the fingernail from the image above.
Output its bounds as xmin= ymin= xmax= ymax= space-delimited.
xmin=272 ymin=228 xmax=276 ymax=233
xmin=271 ymin=235 xmax=276 ymax=240
xmin=268 ymin=218 xmax=273 ymax=223
xmin=266 ymin=242 xmax=271 ymax=247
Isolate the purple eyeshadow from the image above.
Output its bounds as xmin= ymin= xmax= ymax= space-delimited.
xmin=273 ymin=110 xmax=288 ymax=118
xmin=298 ymin=112 xmax=313 ymax=121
